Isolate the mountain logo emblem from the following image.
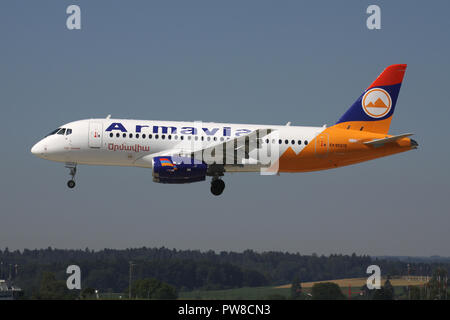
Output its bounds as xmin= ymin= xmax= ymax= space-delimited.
xmin=361 ymin=88 xmax=392 ymax=118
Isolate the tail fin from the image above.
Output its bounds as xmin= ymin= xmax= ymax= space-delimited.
xmin=335 ymin=64 xmax=407 ymax=134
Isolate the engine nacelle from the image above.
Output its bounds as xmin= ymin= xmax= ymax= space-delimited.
xmin=152 ymin=156 xmax=207 ymax=184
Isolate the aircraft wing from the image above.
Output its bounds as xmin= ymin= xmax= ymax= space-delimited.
xmin=189 ymin=128 xmax=275 ymax=165
xmin=363 ymin=133 xmax=414 ymax=147
xmin=134 ymin=129 xmax=275 ymax=166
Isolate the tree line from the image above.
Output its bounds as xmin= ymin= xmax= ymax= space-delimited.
xmin=0 ymin=247 xmax=448 ymax=299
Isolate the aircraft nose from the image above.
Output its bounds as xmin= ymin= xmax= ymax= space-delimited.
xmin=410 ymin=139 xmax=419 ymax=149
xmin=31 ymin=144 xmax=38 ymax=155
xmin=31 ymin=141 xmax=46 ymax=156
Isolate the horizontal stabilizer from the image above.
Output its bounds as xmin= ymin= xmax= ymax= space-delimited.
xmin=364 ymin=133 xmax=413 ymax=147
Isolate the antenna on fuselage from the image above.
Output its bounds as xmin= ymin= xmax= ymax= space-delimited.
xmin=106 ymin=114 xmax=111 ymax=119
xmin=286 ymin=122 xmax=291 ymax=126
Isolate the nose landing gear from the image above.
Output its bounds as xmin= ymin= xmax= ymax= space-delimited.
xmin=65 ymin=163 xmax=77 ymax=189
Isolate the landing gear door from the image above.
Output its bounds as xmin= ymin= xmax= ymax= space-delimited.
xmin=88 ymin=122 xmax=103 ymax=148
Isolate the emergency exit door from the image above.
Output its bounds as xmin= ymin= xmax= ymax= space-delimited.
xmin=88 ymin=122 xmax=103 ymax=148
xmin=315 ymin=132 xmax=329 ymax=158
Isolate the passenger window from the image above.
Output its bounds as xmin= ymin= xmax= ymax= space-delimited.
xmin=129 ymin=133 xmax=133 ymax=138
xmin=136 ymin=134 xmax=140 ymax=138
xmin=278 ymin=139 xmax=282 ymax=144
xmin=142 ymin=134 xmax=146 ymax=139
xmin=149 ymin=134 xmax=152 ymax=139
xmin=168 ymin=135 xmax=172 ymax=140
xmin=291 ymin=140 xmax=295 ymax=145
xmin=161 ymin=135 xmax=165 ymax=140
xmin=155 ymin=134 xmax=159 ymax=139
xmin=298 ymin=140 xmax=302 ymax=145
xmin=110 ymin=132 xmax=113 ymax=138
xmin=304 ymin=140 xmax=308 ymax=145
xmin=58 ymin=128 xmax=66 ymax=135
xmin=123 ymin=133 xmax=126 ymax=138
xmin=180 ymin=136 xmax=184 ymax=140
xmin=213 ymin=137 xmax=217 ymax=141
xmin=116 ymin=133 xmax=120 ymax=138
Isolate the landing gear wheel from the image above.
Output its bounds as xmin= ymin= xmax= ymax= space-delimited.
xmin=210 ymin=179 xmax=225 ymax=196
xmin=67 ymin=180 xmax=76 ymax=189
xmin=65 ymin=163 xmax=77 ymax=189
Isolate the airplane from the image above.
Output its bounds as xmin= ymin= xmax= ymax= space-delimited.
xmin=31 ymin=64 xmax=417 ymax=196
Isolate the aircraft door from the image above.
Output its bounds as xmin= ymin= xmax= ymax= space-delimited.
xmin=315 ymin=132 xmax=329 ymax=158
xmin=88 ymin=122 xmax=103 ymax=148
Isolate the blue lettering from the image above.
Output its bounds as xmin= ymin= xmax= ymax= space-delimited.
xmin=202 ymin=127 xmax=219 ymax=136
xmin=136 ymin=125 xmax=149 ymax=133
xmin=105 ymin=122 xmax=127 ymax=132
xmin=152 ymin=126 xmax=177 ymax=134
xmin=223 ymin=127 xmax=231 ymax=137
xmin=180 ymin=127 xmax=197 ymax=135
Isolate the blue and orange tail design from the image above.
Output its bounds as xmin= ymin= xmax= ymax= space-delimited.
xmin=335 ymin=64 xmax=407 ymax=134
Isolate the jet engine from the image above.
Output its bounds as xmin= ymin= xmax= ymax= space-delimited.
xmin=152 ymin=156 xmax=207 ymax=184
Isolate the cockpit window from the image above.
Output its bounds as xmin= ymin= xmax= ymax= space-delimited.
xmin=46 ymin=128 xmax=61 ymax=137
xmin=45 ymin=127 xmax=72 ymax=137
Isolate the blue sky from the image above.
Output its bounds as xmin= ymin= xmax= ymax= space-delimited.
xmin=1 ymin=1 xmax=449 ymax=256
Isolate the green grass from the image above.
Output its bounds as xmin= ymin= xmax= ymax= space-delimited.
xmin=100 ymin=283 xmax=450 ymax=300
xmin=179 ymin=285 xmax=442 ymax=300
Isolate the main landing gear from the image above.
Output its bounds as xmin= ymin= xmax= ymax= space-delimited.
xmin=65 ymin=163 xmax=77 ymax=189
xmin=210 ymin=177 xmax=225 ymax=196
xmin=208 ymin=164 xmax=225 ymax=196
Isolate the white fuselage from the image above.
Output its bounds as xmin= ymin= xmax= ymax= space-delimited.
xmin=31 ymin=118 xmax=323 ymax=172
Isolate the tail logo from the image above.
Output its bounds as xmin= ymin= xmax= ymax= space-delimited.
xmin=361 ymin=88 xmax=392 ymax=118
